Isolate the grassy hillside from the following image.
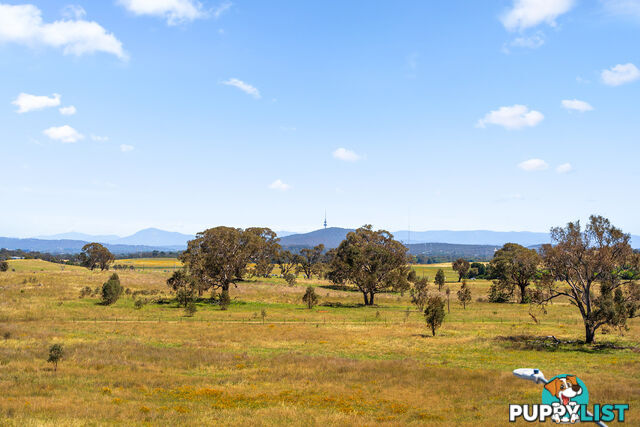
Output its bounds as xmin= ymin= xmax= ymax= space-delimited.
xmin=0 ymin=260 xmax=638 ymax=425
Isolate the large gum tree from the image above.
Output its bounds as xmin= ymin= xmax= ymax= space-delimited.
xmin=328 ymin=225 xmax=410 ymax=306
xmin=536 ymin=215 xmax=640 ymax=344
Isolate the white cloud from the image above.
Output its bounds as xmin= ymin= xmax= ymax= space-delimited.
xmin=510 ymin=33 xmax=545 ymax=49
xmin=118 ymin=0 xmax=205 ymax=25
xmin=476 ymin=105 xmax=544 ymax=130
xmin=501 ymin=0 xmax=576 ymax=31
xmin=561 ymin=99 xmax=593 ymax=112
xmin=213 ymin=1 xmax=233 ymax=18
xmin=601 ymin=63 xmax=640 ymax=86
xmin=268 ymin=179 xmax=291 ymax=191
xmin=59 ymin=105 xmax=77 ymax=115
xmin=221 ymin=78 xmax=261 ymax=99
xmin=61 ymin=5 xmax=86 ymax=20
xmin=120 ymin=144 xmax=134 ymax=152
xmin=12 ymin=92 xmax=61 ymax=113
xmin=333 ymin=148 xmax=361 ymax=162
xmin=0 ymin=3 xmax=126 ymax=59
xmin=556 ymin=163 xmax=573 ymax=173
xmin=518 ymin=158 xmax=549 ymax=171
xmin=91 ymin=135 xmax=109 ymax=142
xmin=43 ymin=125 xmax=84 ymax=143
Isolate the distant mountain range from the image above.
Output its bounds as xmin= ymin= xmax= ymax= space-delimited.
xmin=2 ymin=226 xmax=637 ymax=255
xmin=37 ymin=228 xmax=194 ymax=248
xmin=279 ymin=227 xmax=551 ymax=249
xmin=279 ymin=228 xmax=640 ymax=249
xmin=392 ymin=230 xmax=551 ymax=247
xmin=0 ymin=237 xmax=182 ymax=255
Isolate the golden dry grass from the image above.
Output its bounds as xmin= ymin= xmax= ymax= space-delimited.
xmin=1 ymin=259 xmax=638 ymax=425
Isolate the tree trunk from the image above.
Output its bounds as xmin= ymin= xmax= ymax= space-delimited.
xmin=362 ymin=292 xmax=369 ymax=305
xmin=431 ymin=325 xmax=436 ymax=336
xmin=585 ymin=322 xmax=595 ymax=344
xmin=518 ymin=284 xmax=527 ymax=304
xmin=369 ymin=292 xmax=375 ymax=305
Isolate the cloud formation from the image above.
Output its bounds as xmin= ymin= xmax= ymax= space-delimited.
xmin=268 ymin=179 xmax=291 ymax=191
xmin=12 ymin=93 xmax=61 ymax=113
xmin=518 ymin=158 xmax=549 ymax=171
xmin=556 ymin=163 xmax=573 ymax=173
xmin=561 ymin=99 xmax=593 ymax=112
xmin=221 ymin=78 xmax=261 ymax=99
xmin=501 ymin=0 xmax=575 ymax=31
xmin=59 ymin=105 xmax=77 ymax=116
xmin=0 ymin=3 xmax=126 ymax=59
xmin=477 ymin=105 xmax=544 ymax=130
xmin=601 ymin=63 xmax=640 ymax=86
xmin=213 ymin=2 xmax=233 ymax=18
xmin=118 ymin=0 xmax=205 ymax=25
xmin=120 ymin=144 xmax=135 ymax=152
xmin=333 ymin=148 xmax=361 ymax=162
xmin=43 ymin=125 xmax=84 ymax=143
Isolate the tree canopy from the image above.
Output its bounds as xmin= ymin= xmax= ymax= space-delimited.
xmin=328 ymin=225 xmax=410 ymax=305
xmin=179 ymin=226 xmax=278 ymax=305
xmin=452 ymin=259 xmax=470 ymax=282
xmin=535 ymin=215 xmax=640 ymax=344
xmin=80 ymin=243 xmax=114 ymax=271
xmin=490 ymin=243 xmax=540 ymax=304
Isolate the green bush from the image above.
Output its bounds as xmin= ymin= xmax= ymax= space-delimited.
xmin=101 ymin=273 xmax=123 ymax=305
xmin=47 ymin=344 xmax=64 ymax=371
xmin=0 ymin=261 xmax=8 ymax=272
xmin=424 ymin=296 xmax=446 ymax=336
xmin=185 ymin=301 xmax=197 ymax=317
xmin=302 ymin=286 xmax=318 ymax=309
xmin=488 ymin=281 xmax=513 ymax=303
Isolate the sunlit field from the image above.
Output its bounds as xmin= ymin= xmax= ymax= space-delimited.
xmin=1 ymin=259 xmax=638 ymax=425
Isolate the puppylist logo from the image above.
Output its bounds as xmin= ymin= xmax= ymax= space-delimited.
xmin=510 ymin=371 xmax=629 ymax=424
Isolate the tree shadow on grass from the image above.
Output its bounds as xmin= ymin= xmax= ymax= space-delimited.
xmin=411 ymin=334 xmax=435 ymax=339
xmin=316 ymin=284 xmax=357 ymax=292
xmin=319 ymin=301 xmax=365 ymax=308
xmin=494 ymin=335 xmax=638 ymax=353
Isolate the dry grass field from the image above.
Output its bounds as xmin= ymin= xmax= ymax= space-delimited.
xmin=1 ymin=259 xmax=638 ymax=425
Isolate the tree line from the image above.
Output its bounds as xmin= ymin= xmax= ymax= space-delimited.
xmin=37 ymin=215 xmax=640 ymax=344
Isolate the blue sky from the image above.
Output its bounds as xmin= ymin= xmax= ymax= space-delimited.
xmin=1 ymin=0 xmax=639 ymax=237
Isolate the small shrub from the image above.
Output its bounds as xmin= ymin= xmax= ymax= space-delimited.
xmin=457 ymin=280 xmax=472 ymax=309
xmin=260 ymin=308 xmax=267 ymax=323
xmin=134 ymin=299 xmax=144 ymax=310
xmin=488 ymin=281 xmax=512 ymax=303
xmin=185 ymin=301 xmax=197 ymax=317
xmin=424 ymin=296 xmax=446 ymax=336
xmin=47 ymin=344 xmax=64 ymax=371
xmin=176 ymin=287 xmax=195 ymax=308
xmin=101 ymin=273 xmax=123 ymax=305
xmin=302 ymin=286 xmax=318 ymax=309
xmin=3 ymin=331 xmax=11 ymax=340
xmin=410 ymin=278 xmax=429 ymax=311
xmin=284 ymin=273 xmax=297 ymax=287
xmin=0 ymin=261 xmax=8 ymax=272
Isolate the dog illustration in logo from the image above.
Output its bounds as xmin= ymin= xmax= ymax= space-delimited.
xmin=544 ymin=375 xmax=583 ymax=423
